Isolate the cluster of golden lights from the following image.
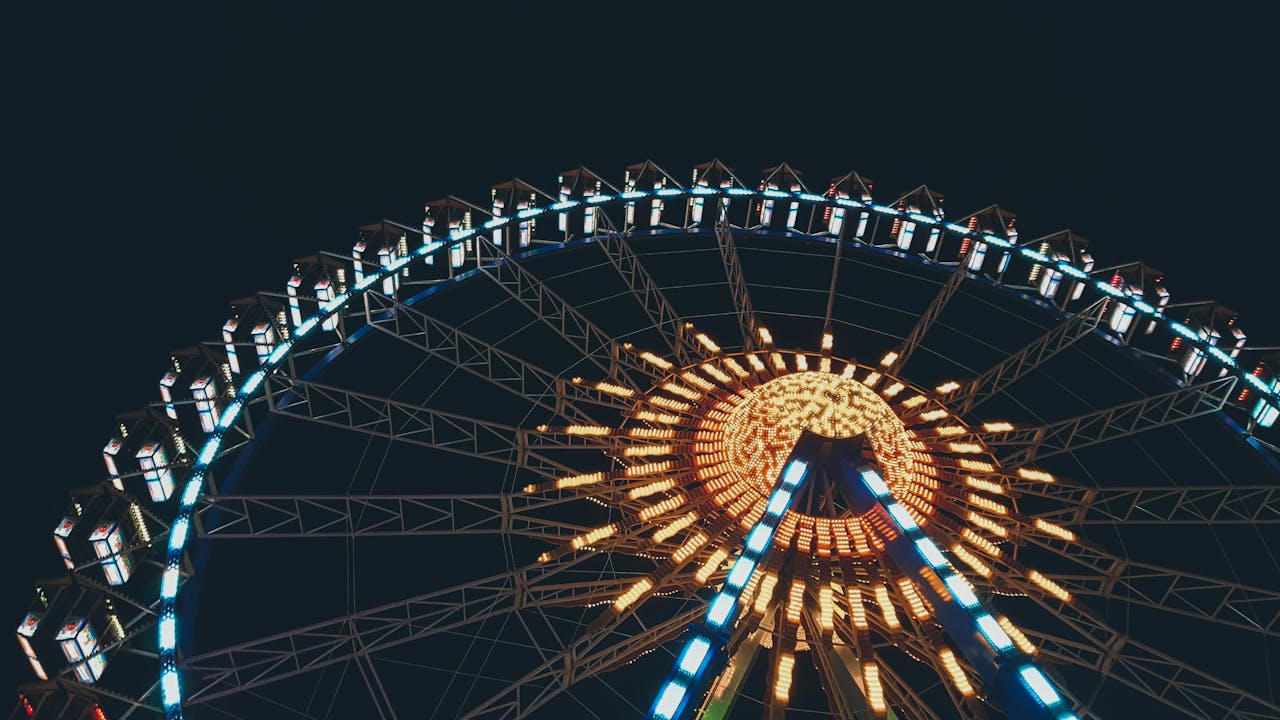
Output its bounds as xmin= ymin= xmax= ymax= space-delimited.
xmin=522 ymin=328 xmax=1080 ymax=706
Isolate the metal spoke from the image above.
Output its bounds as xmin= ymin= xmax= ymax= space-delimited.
xmin=1015 ymin=524 xmax=1280 ymax=636
xmin=872 ymin=649 xmax=944 ymax=720
xmin=459 ymin=603 xmax=706 ymax=719
xmin=353 ymin=647 xmax=397 ymax=720
xmin=16 ymin=679 xmax=163 ymax=716
xmin=1009 ymin=574 xmax=1280 ymax=718
xmin=1024 ymin=625 xmax=1280 ymax=720
xmin=886 ymin=248 xmax=975 ymax=376
xmin=1023 ymin=483 xmax=1280 ymax=525
xmin=944 ymin=297 xmax=1108 ymax=416
xmin=821 ymin=228 xmax=847 ymax=337
xmin=976 ymin=375 xmax=1238 ymax=465
xmin=263 ymin=373 xmax=575 ymax=478
xmin=181 ymin=558 xmax=643 ymax=705
xmin=196 ymin=493 xmax=595 ymax=540
xmin=362 ymin=291 xmax=604 ymax=425
xmin=476 ymin=237 xmax=658 ymax=392
xmin=799 ymin=611 xmax=865 ymax=720
xmin=593 ymin=228 xmax=703 ymax=367
xmin=714 ymin=209 xmax=761 ymax=351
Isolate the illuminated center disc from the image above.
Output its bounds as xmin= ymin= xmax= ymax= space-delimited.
xmin=720 ymin=371 xmax=914 ymax=507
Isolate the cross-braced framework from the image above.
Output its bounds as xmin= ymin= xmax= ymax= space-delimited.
xmin=13 ymin=161 xmax=1280 ymax=720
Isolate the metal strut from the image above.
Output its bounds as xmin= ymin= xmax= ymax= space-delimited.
xmin=822 ymin=227 xmax=848 ymax=337
xmin=1023 ymin=483 xmax=1280 ymax=525
xmin=887 ymin=247 xmax=975 ymax=377
xmin=977 ymin=375 xmax=1239 ymax=465
xmin=593 ymin=227 xmax=703 ymax=366
xmin=944 ymin=296 xmax=1108 ymax=416
xmin=180 ymin=558 xmax=656 ymax=705
xmin=362 ymin=290 xmax=607 ymax=425
xmin=475 ymin=236 xmax=659 ymax=393
xmin=713 ymin=205 xmax=761 ymax=351
xmin=262 ymin=373 xmax=577 ymax=478
xmin=196 ymin=493 xmax=597 ymax=540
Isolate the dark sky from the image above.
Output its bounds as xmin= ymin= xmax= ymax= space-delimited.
xmin=6 ymin=0 xmax=1279 ymax=706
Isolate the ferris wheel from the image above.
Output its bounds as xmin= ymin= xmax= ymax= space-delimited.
xmin=13 ymin=160 xmax=1280 ymax=720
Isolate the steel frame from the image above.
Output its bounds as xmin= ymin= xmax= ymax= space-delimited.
xmin=24 ymin=168 xmax=1280 ymax=720
xmin=262 ymin=372 xmax=575 ymax=478
xmin=1026 ymin=534 xmax=1280 ymax=638
xmin=180 ymin=559 xmax=663 ymax=705
xmin=945 ymin=297 xmax=1108 ymax=417
xmin=713 ymin=208 xmax=761 ymax=351
xmin=475 ymin=236 xmax=659 ymax=392
xmin=886 ymin=248 xmax=975 ymax=376
xmin=1021 ymin=617 xmax=1279 ymax=719
xmin=977 ymin=375 xmax=1239 ymax=465
xmin=593 ymin=225 xmax=704 ymax=367
xmin=361 ymin=290 xmax=612 ymax=425
xmin=1023 ymin=483 xmax=1280 ymax=525
xmin=196 ymin=492 xmax=594 ymax=540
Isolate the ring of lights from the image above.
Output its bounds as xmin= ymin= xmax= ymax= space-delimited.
xmin=135 ymin=183 xmax=1278 ymax=718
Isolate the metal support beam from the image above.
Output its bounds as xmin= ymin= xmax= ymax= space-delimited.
xmin=477 ymin=237 xmax=658 ymax=392
xmin=799 ymin=612 xmax=864 ymax=720
xmin=263 ymin=373 xmax=575 ymax=478
xmin=362 ymin=291 xmax=605 ymax=425
xmin=945 ymin=297 xmax=1108 ymax=416
xmin=713 ymin=210 xmax=760 ymax=351
xmin=181 ymin=560 xmax=647 ymax=705
xmin=1025 ymin=535 xmax=1280 ymax=637
xmin=1023 ymin=624 xmax=1280 ymax=720
xmin=1008 ymin=573 xmax=1280 ymax=718
xmin=353 ymin=644 xmax=397 ymax=720
xmin=14 ymin=679 xmax=162 ymax=718
xmin=822 ymin=228 xmax=847 ymax=336
xmin=594 ymin=230 xmax=703 ymax=367
xmin=887 ymin=249 xmax=974 ymax=377
xmin=460 ymin=604 xmax=707 ymax=719
xmin=1023 ymin=483 xmax=1280 ymax=525
xmin=197 ymin=493 xmax=594 ymax=540
xmin=977 ymin=375 xmax=1238 ymax=465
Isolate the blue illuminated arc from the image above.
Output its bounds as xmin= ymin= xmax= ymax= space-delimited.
xmin=157 ymin=182 xmax=1275 ymax=718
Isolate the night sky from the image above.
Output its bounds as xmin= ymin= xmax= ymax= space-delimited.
xmin=6 ymin=1 xmax=1279 ymax=710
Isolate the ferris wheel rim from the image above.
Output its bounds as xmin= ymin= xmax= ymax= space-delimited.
xmin=128 ymin=187 xmax=1277 ymax=718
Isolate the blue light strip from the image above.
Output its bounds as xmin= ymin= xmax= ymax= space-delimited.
xmin=856 ymin=466 xmax=1079 ymax=720
xmin=159 ymin=181 xmax=1273 ymax=717
xmin=646 ymin=458 xmax=810 ymax=720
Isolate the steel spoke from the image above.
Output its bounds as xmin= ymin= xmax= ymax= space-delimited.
xmin=593 ymin=227 xmax=703 ymax=367
xmin=714 ymin=209 xmax=761 ymax=351
xmin=1024 ymin=483 xmax=1280 ymax=525
xmin=459 ymin=601 xmax=705 ymax=719
xmin=886 ymin=247 xmax=975 ymax=376
xmin=1008 ymin=575 xmax=1280 ymax=718
xmin=944 ymin=297 xmax=1108 ymax=416
xmin=362 ymin=291 xmax=604 ymax=425
xmin=263 ymin=373 xmax=575 ymax=478
xmin=196 ymin=493 xmax=595 ymax=540
xmin=181 ymin=558 xmax=643 ymax=705
xmin=976 ymin=375 xmax=1238 ymax=465
xmin=475 ymin=237 xmax=658 ymax=392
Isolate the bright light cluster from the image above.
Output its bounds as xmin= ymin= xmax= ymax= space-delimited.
xmin=521 ymin=335 xmax=1085 ymax=658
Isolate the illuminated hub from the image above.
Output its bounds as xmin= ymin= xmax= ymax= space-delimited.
xmin=525 ymin=337 xmax=1072 ymax=612
xmin=522 ymin=333 xmax=1080 ymax=718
